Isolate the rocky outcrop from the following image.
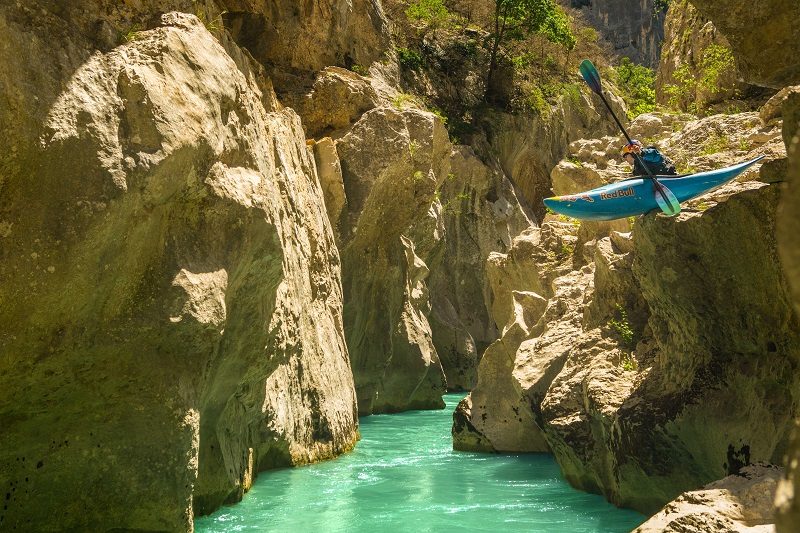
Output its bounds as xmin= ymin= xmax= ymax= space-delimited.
xmin=675 ymin=3 xmax=800 ymax=528
xmin=454 ymin=110 xmax=799 ymax=515
xmin=282 ymin=27 xmax=543 ymax=408
xmin=656 ymin=0 xmax=757 ymax=113
xmin=568 ymin=0 xmax=666 ymax=67
xmin=687 ymin=0 xmax=800 ymax=89
xmin=335 ymin=104 xmax=451 ymax=414
xmin=427 ymin=146 xmax=534 ymax=390
xmin=634 ymin=464 xmax=783 ymax=532
xmin=0 ymin=9 xmax=357 ymax=531
xmin=221 ymin=0 xmax=390 ymax=91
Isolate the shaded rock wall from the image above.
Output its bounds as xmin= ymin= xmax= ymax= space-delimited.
xmin=687 ymin=0 xmax=800 ymax=89
xmin=656 ymin=0 xmax=752 ymax=113
xmin=221 ymin=0 xmax=390 ymax=92
xmin=775 ymin=83 xmax=800 ymax=533
xmin=0 ymin=7 xmax=359 ymax=531
xmin=674 ymin=1 xmax=800 ymax=529
xmin=567 ymin=0 xmax=666 ymax=67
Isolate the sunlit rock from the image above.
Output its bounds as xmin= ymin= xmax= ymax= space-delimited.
xmin=635 ymin=464 xmax=783 ymax=532
xmin=0 ymin=11 xmax=357 ymax=530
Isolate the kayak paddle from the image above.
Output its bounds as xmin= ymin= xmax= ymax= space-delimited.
xmin=578 ymin=59 xmax=680 ymax=217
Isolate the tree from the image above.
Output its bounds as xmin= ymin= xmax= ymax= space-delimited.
xmin=485 ymin=0 xmax=574 ymax=99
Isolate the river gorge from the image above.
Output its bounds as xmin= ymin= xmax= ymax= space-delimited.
xmin=0 ymin=0 xmax=798 ymax=531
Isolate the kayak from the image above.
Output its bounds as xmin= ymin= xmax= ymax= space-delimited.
xmin=543 ymin=156 xmax=765 ymax=221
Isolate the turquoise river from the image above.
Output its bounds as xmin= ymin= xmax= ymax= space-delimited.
xmin=196 ymin=394 xmax=646 ymax=532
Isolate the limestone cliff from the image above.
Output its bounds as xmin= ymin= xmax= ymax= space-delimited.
xmin=453 ymin=109 xmax=799 ymax=515
xmin=567 ymin=0 xmax=666 ymax=67
xmin=688 ymin=0 xmax=800 ymax=89
xmin=670 ymin=1 xmax=800 ymax=529
xmin=656 ymin=0 xmax=759 ymax=114
xmin=0 ymin=6 xmax=362 ymax=531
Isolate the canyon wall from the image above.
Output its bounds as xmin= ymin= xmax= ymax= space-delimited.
xmin=567 ymin=0 xmax=665 ymax=67
xmin=0 ymin=4 xmax=371 ymax=530
xmin=453 ymin=108 xmax=800 ymax=514
xmin=679 ymin=1 xmax=800 ymax=529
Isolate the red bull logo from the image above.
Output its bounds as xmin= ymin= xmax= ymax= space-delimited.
xmin=600 ymin=187 xmax=634 ymax=201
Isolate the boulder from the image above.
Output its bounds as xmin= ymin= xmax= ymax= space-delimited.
xmin=635 ymin=464 xmax=783 ymax=532
xmin=284 ymin=67 xmax=380 ymax=139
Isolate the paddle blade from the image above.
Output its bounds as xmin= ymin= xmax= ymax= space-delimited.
xmin=653 ymin=180 xmax=681 ymax=216
xmin=579 ymin=59 xmax=602 ymax=95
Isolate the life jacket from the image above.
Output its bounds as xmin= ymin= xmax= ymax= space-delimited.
xmin=633 ymin=147 xmax=677 ymax=176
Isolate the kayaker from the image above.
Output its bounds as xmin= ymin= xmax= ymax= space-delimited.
xmin=621 ymin=140 xmax=677 ymax=177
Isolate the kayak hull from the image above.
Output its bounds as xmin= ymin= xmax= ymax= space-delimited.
xmin=543 ymin=156 xmax=765 ymax=221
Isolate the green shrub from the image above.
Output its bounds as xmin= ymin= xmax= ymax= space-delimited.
xmin=608 ymin=304 xmax=636 ymax=350
xmin=522 ymin=84 xmax=548 ymax=115
xmin=350 ymin=64 xmax=369 ymax=76
xmin=615 ymin=57 xmax=656 ymax=118
xmin=664 ymin=63 xmax=696 ymax=112
xmin=621 ymin=353 xmax=638 ymax=372
xmin=121 ymin=23 xmax=144 ymax=43
xmin=653 ymin=0 xmax=671 ymax=14
xmin=698 ymin=44 xmax=735 ymax=95
xmin=392 ymin=93 xmax=418 ymax=109
xmin=700 ymin=133 xmax=729 ymax=155
xmin=406 ymin=0 xmax=449 ymax=26
xmin=397 ymin=48 xmax=424 ymax=71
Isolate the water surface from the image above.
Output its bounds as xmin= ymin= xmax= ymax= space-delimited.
xmin=196 ymin=394 xmax=645 ymax=532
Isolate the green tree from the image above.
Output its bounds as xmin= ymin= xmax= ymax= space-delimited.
xmin=486 ymin=0 xmax=574 ymax=99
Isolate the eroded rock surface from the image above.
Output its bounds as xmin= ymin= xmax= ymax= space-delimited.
xmin=687 ymin=0 xmax=800 ymax=88
xmin=0 ymin=10 xmax=357 ymax=531
xmin=568 ymin=0 xmax=666 ymax=67
xmin=635 ymin=465 xmax=783 ymax=533
xmin=776 ymin=86 xmax=800 ymax=533
xmin=656 ymin=0 xmax=759 ymax=113
xmin=454 ymin=110 xmax=799 ymax=515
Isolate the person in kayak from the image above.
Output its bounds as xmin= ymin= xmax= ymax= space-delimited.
xmin=621 ymin=140 xmax=677 ymax=177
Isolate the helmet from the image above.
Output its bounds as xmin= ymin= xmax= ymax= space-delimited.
xmin=621 ymin=140 xmax=642 ymax=156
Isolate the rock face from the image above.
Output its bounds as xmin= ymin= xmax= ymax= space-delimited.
xmin=454 ymin=110 xmax=800 ymax=515
xmin=656 ymin=0 xmax=754 ymax=113
xmin=221 ymin=0 xmax=390 ymax=88
xmin=634 ymin=464 xmax=783 ymax=532
xmin=675 ymin=2 xmax=800 ymax=528
xmin=687 ymin=0 xmax=800 ymax=89
xmin=0 ymin=9 xmax=357 ymax=531
xmin=427 ymin=146 xmax=534 ymax=390
xmin=568 ymin=0 xmax=666 ymax=67
xmin=776 ymin=88 xmax=800 ymax=532
xmin=335 ymin=104 xmax=451 ymax=413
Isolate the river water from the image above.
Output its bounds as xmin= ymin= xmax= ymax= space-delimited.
xmin=196 ymin=394 xmax=645 ymax=532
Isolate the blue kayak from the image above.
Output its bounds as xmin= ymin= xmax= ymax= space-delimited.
xmin=543 ymin=156 xmax=765 ymax=221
